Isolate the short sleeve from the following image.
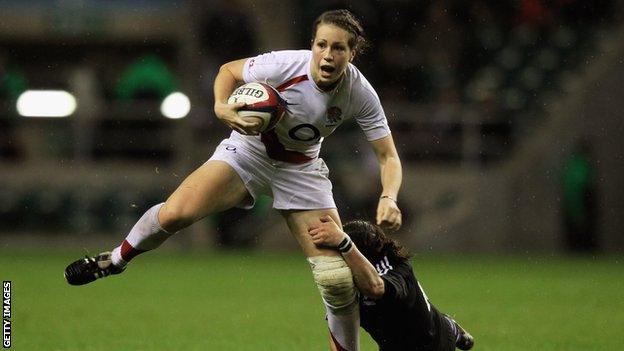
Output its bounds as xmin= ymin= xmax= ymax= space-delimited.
xmin=355 ymin=83 xmax=391 ymax=142
xmin=242 ymin=51 xmax=306 ymax=87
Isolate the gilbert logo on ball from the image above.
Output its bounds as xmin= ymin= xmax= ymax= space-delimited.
xmin=227 ymin=82 xmax=288 ymax=132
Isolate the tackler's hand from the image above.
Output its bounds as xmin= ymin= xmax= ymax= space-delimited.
xmin=214 ymin=100 xmax=261 ymax=135
xmin=308 ymin=215 xmax=348 ymax=248
xmin=376 ymin=196 xmax=402 ymax=232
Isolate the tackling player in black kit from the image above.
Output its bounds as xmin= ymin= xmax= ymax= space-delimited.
xmin=309 ymin=216 xmax=474 ymax=351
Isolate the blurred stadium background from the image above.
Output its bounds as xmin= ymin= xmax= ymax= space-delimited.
xmin=1 ymin=0 xmax=624 ymax=350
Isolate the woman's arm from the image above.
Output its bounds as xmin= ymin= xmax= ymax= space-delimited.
xmin=309 ymin=215 xmax=385 ymax=299
xmin=370 ymin=134 xmax=403 ymax=231
xmin=213 ymin=58 xmax=261 ymax=135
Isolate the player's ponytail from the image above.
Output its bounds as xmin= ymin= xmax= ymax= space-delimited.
xmin=343 ymin=220 xmax=410 ymax=263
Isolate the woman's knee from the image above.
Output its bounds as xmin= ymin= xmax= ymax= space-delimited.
xmin=158 ymin=203 xmax=196 ymax=232
xmin=308 ymin=255 xmax=357 ymax=312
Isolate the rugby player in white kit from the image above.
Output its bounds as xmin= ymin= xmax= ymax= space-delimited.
xmin=64 ymin=10 xmax=402 ymax=351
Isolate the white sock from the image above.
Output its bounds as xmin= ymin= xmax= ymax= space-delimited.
xmin=326 ymin=300 xmax=360 ymax=351
xmin=110 ymin=203 xmax=173 ymax=266
xmin=110 ymin=247 xmax=128 ymax=268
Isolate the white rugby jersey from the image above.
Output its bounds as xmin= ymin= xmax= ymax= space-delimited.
xmin=230 ymin=50 xmax=390 ymax=164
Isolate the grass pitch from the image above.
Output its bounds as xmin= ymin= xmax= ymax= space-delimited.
xmin=1 ymin=249 xmax=622 ymax=350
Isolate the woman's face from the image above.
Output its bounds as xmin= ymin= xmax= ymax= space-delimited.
xmin=311 ymin=24 xmax=355 ymax=88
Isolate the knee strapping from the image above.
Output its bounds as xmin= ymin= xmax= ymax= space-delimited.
xmin=308 ymin=256 xmax=357 ymax=312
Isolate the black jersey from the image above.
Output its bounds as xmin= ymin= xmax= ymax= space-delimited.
xmin=359 ymin=256 xmax=450 ymax=351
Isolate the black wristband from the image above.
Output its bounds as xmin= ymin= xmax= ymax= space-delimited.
xmin=337 ymin=236 xmax=353 ymax=253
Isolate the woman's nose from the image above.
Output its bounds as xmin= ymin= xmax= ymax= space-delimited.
xmin=323 ymin=50 xmax=333 ymax=61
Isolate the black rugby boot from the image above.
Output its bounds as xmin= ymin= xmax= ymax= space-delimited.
xmin=454 ymin=319 xmax=474 ymax=350
xmin=64 ymin=251 xmax=125 ymax=286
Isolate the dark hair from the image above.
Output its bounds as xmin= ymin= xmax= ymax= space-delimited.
xmin=343 ymin=220 xmax=410 ymax=263
xmin=311 ymin=9 xmax=369 ymax=52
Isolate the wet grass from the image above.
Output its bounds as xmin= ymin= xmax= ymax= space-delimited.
xmin=1 ymin=250 xmax=622 ymax=350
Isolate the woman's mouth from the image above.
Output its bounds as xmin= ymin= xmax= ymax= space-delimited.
xmin=320 ymin=65 xmax=335 ymax=75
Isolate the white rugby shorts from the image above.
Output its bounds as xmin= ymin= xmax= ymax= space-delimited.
xmin=207 ymin=137 xmax=336 ymax=210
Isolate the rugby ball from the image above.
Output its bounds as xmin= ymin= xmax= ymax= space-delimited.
xmin=227 ymin=82 xmax=288 ymax=132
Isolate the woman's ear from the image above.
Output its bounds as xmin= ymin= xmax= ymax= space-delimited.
xmin=349 ymin=50 xmax=356 ymax=62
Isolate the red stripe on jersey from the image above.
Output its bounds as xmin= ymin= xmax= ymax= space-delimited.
xmin=120 ymin=240 xmax=145 ymax=262
xmin=276 ymin=74 xmax=308 ymax=92
xmin=261 ymin=129 xmax=313 ymax=164
xmin=261 ymin=74 xmax=312 ymax=164
xmin=329 ymin=329 xmax=349 ymax=351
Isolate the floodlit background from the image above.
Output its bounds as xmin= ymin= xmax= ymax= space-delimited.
xmin=0 ymin=1 xmax=623 ymax=350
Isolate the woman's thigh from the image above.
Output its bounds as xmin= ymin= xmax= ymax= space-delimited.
xmin=159 ymin=160 xmax=252 ymax=231
xmin=281 ymin=208 xmax=343 ymax=257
